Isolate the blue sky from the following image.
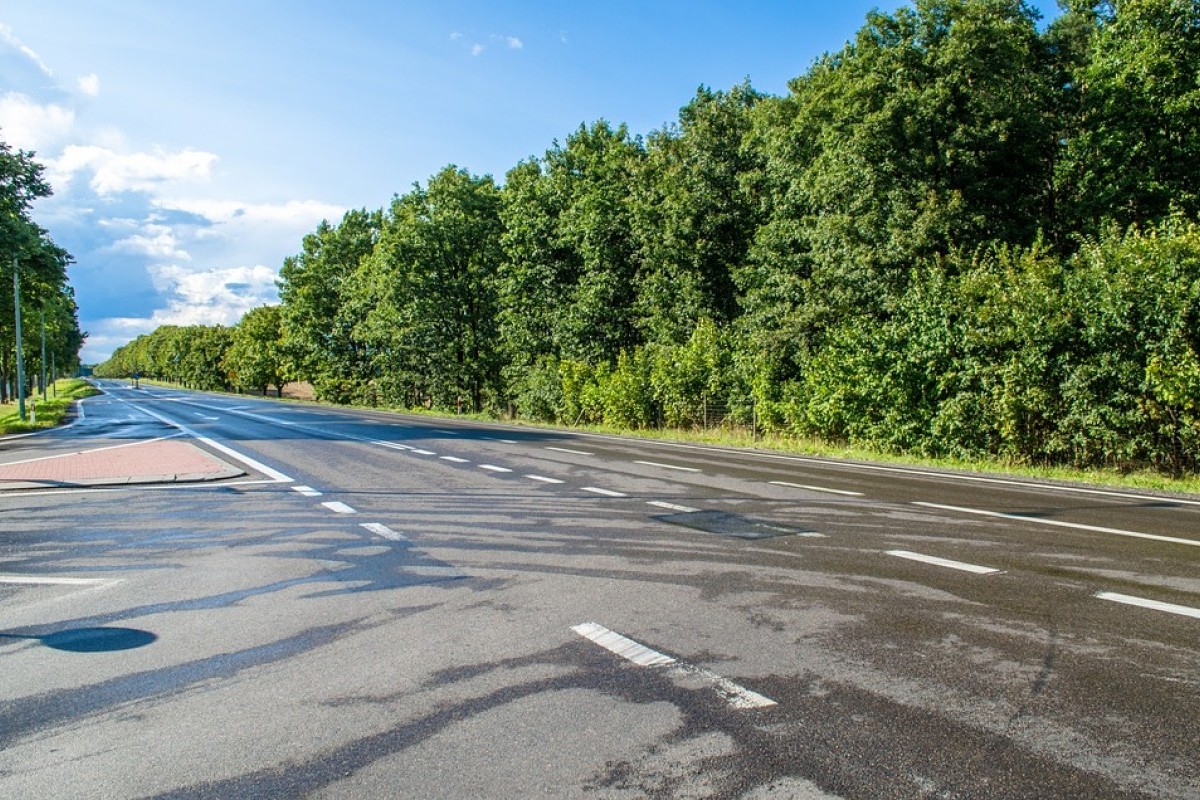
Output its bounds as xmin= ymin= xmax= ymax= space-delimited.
xmin=2 ymin=1 xmax=1057 ymax=363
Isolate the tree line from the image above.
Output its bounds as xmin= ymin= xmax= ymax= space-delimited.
xmin=1 ymin=137 xmax=85 ymax=403
xmin=98 ymin=0 xmax=1200 ymax=474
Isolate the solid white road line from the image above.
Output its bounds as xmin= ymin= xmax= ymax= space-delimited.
xmin=0 ymin=574 xmax=117 ymax=586
xmin=361 ymin=522 xmax=407 ymax=541
xmin=913 ymin=501 xmax=1200 ymax=548
xmin=440 ymin=456 xmax=470 ymax=463
xmin=1096 ymin=592 xmax=1200 ymax=619
xmin=572 ymin=622 xmax=776 ymax=709
xmin=582 ymin=487 xmax=627 ymax=497
xmin=322 ymin=501 xmax=357 ymax=514
xmin=525 ymin=474 xmax=565 ymax=484
xmin=546 ymin=446 xmax=593 ymax=456
xmin=886 ymin=549 xmax=1002 ymax=575
xmin=635 ymin=460 xmax=700 ymax=473
xmin=479 ymin=464 xmax=512 ymax=473
xmin=126 ymin=403 xmax=294 ymax=483
xmin=771 ymin=480 xmax=863 ymax=497
xmin=647 ymin=500 xmax=700 ymax=513
xmin=292 ymin=485 xmax=322 ymax=497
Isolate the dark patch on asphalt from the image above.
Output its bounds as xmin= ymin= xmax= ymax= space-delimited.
xmin=654 ymin=509 xmax=814 ymax=539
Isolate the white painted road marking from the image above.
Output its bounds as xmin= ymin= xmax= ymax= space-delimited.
xmin=913 ymin=501 xmax=1200 ymax=548
xmin=582 ymin=487 xmax=627 ymax=497
xmin=440 ymin=456 xmax=470 ymax=463
xmin=526 ymin=474 xmax=564 ymax=484
xmin=411 ymin=449 xmax=437 ymax=456
xmin=635 ymin=460 xmax=700 ymax=473
xmin=647 ymin=500 xmax=700 ymax=513
xmin=771 ymin=481 xmax=863 ymax=497
xmin=572 ymin=623 xmax=776 ymax=709
xmin=1096 ymin=592 xmax=1200 ymax=619
xmin=0 ymin=574 xmax=118 ymax=586
xmin=887 ymin=550 xmax=1002 ymax=575
xmin=361 ymin=522 xmax=407 ymax=541
xmin=546 ymin=446 xmax=593 ymax=456
xmin=123 ymin=402 xmax=294 ymax=483
xmin=292 ymin=486 xmax=322 ymax=497
xmin=322 ymin=501 xmax=357 ymax=514
xmin=479 ymin=464 xmax=512 ymax=473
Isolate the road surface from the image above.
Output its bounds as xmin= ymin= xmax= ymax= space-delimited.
xmin=1 ymin=381 xmax=1197 ymax=798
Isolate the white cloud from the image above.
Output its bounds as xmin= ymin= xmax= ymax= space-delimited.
xmin=146 ymin=263 xmax=280 ymax=326
xmin=156 ymin=197 xmax=344 ymax=227
xmin=0 ymin=22 xmax=53 ymax=77
xmin=109 ymin=223 xmax=191 ymax=261
xmin=505 ymin=36 xmax=523 ymax=49
xmin=0 ymin=92 xmax=75 ymax=151
xmin=50 ymin=144 xmax=218 ymax=194
xmin=449 ymin=31 xmax=462 ymax=41
xmin=471 ymin=43 xmax=485 ymax=57
xmin=78 ymin=73 xmax=101 ymax=97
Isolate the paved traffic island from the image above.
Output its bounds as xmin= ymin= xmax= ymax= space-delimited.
xmin=0 ymin=438 xmax=244 ymax=489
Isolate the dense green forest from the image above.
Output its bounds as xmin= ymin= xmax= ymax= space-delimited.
xmin=98 ymin=0 xmax=1200 ymax=474
xmin=1 ymin=138 xmax=85 ymax=404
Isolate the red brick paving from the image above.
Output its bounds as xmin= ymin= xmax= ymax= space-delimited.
xmin=0 ymin=439 xmax=242 ymax=487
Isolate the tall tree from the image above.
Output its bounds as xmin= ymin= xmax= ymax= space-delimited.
xmin=1056 ymin=0 xmax=1200 ymax=232
xmin=277 ymin=208 xmax=382 ymax=402
xmin=224 ymin=305 xmax=287 ymax=396
xmin=631 ymin=82 xmax=763 ymax=344
xmin=355 ymin=166 xmax=503 ymax=411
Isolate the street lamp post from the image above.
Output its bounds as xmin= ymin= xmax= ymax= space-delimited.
xmin=12 ymin=256 xmax=26 ymax=422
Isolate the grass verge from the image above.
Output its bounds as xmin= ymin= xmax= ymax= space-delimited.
xmin=0 ymin=379 xmax=100 ymax=435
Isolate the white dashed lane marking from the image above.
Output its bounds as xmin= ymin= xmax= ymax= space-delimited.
xmin=292 ymin=486 xmax=322 ymax=497
xmin=887 ymin=550 xmax=1002 ymax=575
xmin=647 ymin=500 xmax=700 ymax=513
xmin=322 ymin=501 xmax=357 ymax=514
xmin=440 ymin=456 xmax=470 ymax=463
xmin=525 ymin=474 xmax=564 ymax=484
xmin=771 ymin=481 xmax=863 ymax=497
xmin=582 ymin=487 xmax=627 ymax=498
xmin=572 ymin=623 xmax=776 ymax=710
xmin=1097 ymin=592 xmax=1200 ymax=619
xmin=361 ymin=522 xmax=407 ymax=541
xmin=546 ymin=446 xmax=593 ymax=456
xmin=479 ymin=464 xmax=512 ymax=473
xmin=635 ymin=460 xmax=700 ymax=473
xmin=913 ymin=501 xmax=1200 ymax=548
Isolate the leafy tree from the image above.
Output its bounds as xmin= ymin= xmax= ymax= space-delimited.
xmin=277 ymin=208 xmax=382 ymax=402
xmin=224 ymin=305 xmax=287 ymax=396
xmin=1056 ymin=0 xmax=1200 ymax=233
xmin=631 ymin=83 xmax=763 ymax=344
xmin=0 ymin=134 xmax=82 ymax=402
xmin=355 ymin=166 xmax=503 ymax=411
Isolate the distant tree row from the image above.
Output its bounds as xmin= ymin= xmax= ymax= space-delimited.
xmin=99 ymin=0 xmax=1200 ymax=474
xmin=0 ymin=137 xmax=85 ymax=402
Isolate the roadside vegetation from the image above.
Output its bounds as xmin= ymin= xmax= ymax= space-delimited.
xmin=0 ymin=378 xmax=98 ymax=435
xmin=96 ymin=0 xmax=1200 ymax=485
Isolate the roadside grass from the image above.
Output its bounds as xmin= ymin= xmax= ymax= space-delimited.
xmin=0 ymin=379 xmax=99 ymax=435
xmin=122 ymin=379 xmax=1200 ymax=496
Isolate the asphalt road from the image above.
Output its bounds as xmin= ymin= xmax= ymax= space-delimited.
xmin=1 ymin=381 xmax=1198 ymax=799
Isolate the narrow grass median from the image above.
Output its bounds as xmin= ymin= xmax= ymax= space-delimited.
xmin=0 ymin=379 xmax=99 ymax=435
